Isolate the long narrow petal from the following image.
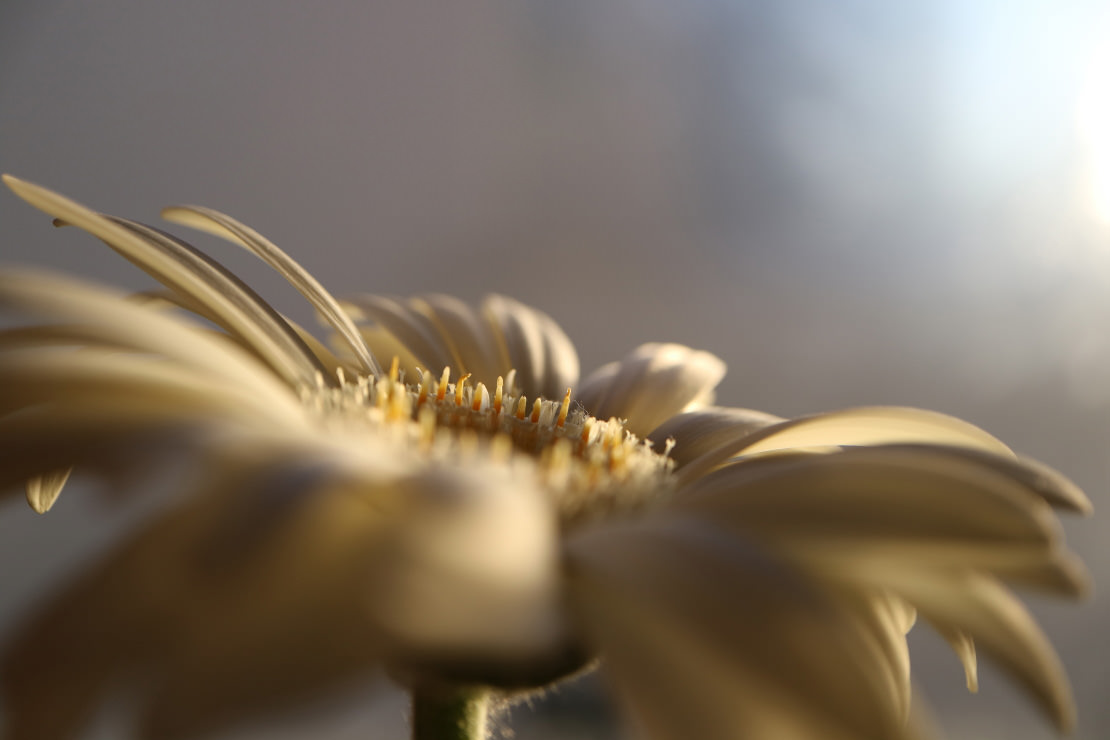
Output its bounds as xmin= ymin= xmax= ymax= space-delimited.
xmin=567 ymin=515 xmax=910 ymax=740
xmin=105 ymin=217 xmax=330 ymax=386
xmin=0 ymin=177 xmax=327 ymax=388
xmin=576 ymin=343 xmax=725 ymax=437
xmin=160 ymin=205 xmax=382 ymax=377
xmin=676 ymin=406 xmax=1014 ymax=485
xmin=676 ymin=446 xmax=1061 ymax=546
xmin=0 ymin=270 xmax=305 ymax=410
xmin=2 ymin=456 xmax=391 ymax=740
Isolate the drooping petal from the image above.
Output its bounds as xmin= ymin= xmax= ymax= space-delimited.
xmin=160 ymin=204 xmax=382 ymax=377
xmin=2 ymin=455 xmax=391 ymax=740
xmin=930 ymin=621 xmax=979 ymax=692
xmin=672 ymin=445 xmax=1083 ymax=731
xmin=676 ymin=446 xmax=1062 ymax=547
xmin=854 ymin=566 xmax=1076 ymax=732
xmin=576 ymin=343 xmax=725 ymax=437
xmin=567 ymin=515 xmax=911 ymax=740
xmin=25 ymin=468 xmax=72 ymax=514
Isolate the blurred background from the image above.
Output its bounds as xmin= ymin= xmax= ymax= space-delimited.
xmin=1 ymin=1 xmax=1108 ymax=738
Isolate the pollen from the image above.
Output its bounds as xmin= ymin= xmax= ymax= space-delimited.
xmin=556 ymin=388 xmax=571 ymax=428
xmin=303 ymin=364 xmax=675 ymax=527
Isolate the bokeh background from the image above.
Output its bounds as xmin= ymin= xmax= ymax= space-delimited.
xmin=1 ymin=1 xmax=1108 ymax=738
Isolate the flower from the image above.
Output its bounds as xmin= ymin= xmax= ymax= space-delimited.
xmin=0 ymin=175 xmax=1091 ymax=740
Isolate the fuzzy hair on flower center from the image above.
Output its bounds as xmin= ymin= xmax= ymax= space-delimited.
xmin=301 ymin=357 xmax=676 ymax=527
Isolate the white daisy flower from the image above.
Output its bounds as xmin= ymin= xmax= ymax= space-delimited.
xmin=0 ymin=176 xmax=1090 ymax=740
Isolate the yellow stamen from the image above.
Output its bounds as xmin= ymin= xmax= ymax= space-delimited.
xmin=388 ymin=356 xmax=400 ymax=383
xmin=437 ymin=367 xmax=450 ymax=401
xmin=472 ymin=382 xmax=487 ymax=412
xmin=515 ymin=395 xmax=528 ymax=420
xmin=530 ymin=398 xmax=543 ymax=424
xmin=455 ymin=373 xmax=471 ymax=408
xmin=493 ymin=376 xmax=504 ymax=415
xmin=556 ymin=387 xmax=572 ymax=428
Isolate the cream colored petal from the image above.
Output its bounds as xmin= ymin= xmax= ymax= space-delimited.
xmin=646 ymin=405 xmax=785 ymax=468
xmin=913 ymin=445 xmax=1092 ymax=514
xmin=567 ymin=516 xmax=910 ymax=740
xmin=677 ymin=406 xmax=1014 ymax=486
xmin=677 ymin=446 xmax=1061 ymax=546
xmin=341 ymin=294 xmax=455 ymax=374
xmin=105 ymin=216 xmax=331 ymax=386
xmin=0 ymin=406 xmax=196 ymax=496
xmin=782 ymin=538 xmax=1088 ymax=601
xmin=930 ymin=621 xmax=979 ymax=692
xmin=412 ymin=294 xmax=505 ymax=387
xmin=160 ymin=204 xmax=382 ymax=377
xmin=884 ymin=569 xmax=1074 ymax=731
xmin=366 ymin=465 xmax=564 ymax=666
xmin=353 ymin=324 xmax=425 ymax=381
xmin=482 ymin=294 xmax=579 ymax=400
xmin=0 ymin=347 xmax=304 ymax=427
xmin=0 ymin=270 xmax=305 ymax=410
xmin=576 ymin=343 xmax=726 ymax=438
xmin=834 ymin=588 xmax=915 ymax=721
xmin=25 ymin=468 xmax=71 ymax=514
xmin=0 ymin=177 xmax=326 ymax=389
xmin=1 ymin=456 xmax=391 ymax=740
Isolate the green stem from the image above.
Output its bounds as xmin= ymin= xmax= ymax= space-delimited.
xmin=411 ymin=686 xmax=490 ymax=740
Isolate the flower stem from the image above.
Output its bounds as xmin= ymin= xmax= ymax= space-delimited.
xmin=411 ymin=686 xmax=490 ymax=740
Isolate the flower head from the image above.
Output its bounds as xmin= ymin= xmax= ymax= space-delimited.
xmin=0 ymin=176 xmax=1091 ymax=740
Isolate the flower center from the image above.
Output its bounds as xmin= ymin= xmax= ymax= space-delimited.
xmin=301 ymin=358 xmax=675 ymax=527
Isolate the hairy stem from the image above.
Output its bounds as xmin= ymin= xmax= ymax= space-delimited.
xmin=411 ymin=686 xmax=490 ymax=740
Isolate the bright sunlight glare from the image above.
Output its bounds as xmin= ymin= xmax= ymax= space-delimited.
xmin=1077 ymin=17 xmax=1110 ymax=224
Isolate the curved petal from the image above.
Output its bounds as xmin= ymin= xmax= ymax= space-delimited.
xmin=849 ymin=565 xmax=1076 ymax=732
xmin=160 ymin=205 xmax=382 ymax=378
xmin=2 ymin=457 xmax=390 ymax=740
xmin=676 ymin=446 xmax=1062 ymax=546
xmin=676 ymin=406 xmax=1014 ymax=486
xmin=482 ymin=294 xmax=579 ymax=400
xmin=413 ymin=294 xmax=507 ymax=388
xmin=566 ymin=515 xmax=910 ymax=740
xmin=576 ymin=343 xmax=726 ymax=438
xmin=341 ymin=294 xmax=456 ymax=376
xmin=1 ymin=177 xmax=329 ymax=389
xmin=647 ymin=405 xmax=785 ymax=468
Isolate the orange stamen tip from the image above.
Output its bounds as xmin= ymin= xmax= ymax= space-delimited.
xmin=437 ymin=367 xmax=450 ymax=401
xmin=455 ymin=373 xmax=471 ymax=407
xmin=515 ymin=395 xmax=528 ymax=420
xmin=556 ymin=387 xmax=572 ymax=427
xmin=472 ymin=382 xmax=486 ymax=412
xmin=530 ymin=398 xmax=543 ymax=423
